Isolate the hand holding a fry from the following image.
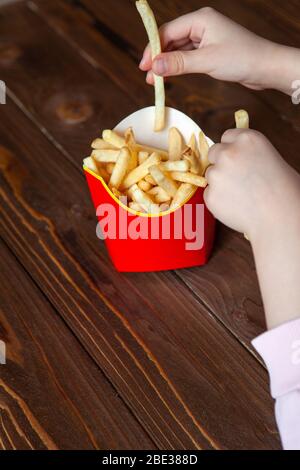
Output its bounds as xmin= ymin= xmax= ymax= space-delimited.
xmin=204 ymin=129 xmax=300 ymax=239
xmin=140 ymin=7 xmax=300 ymax=96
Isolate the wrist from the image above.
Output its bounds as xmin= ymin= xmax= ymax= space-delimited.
xmin=260 ymin=42 xmax=300 ymax=95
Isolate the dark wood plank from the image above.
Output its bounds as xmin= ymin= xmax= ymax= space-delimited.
xmin=0 ymin=241 xmax=155 ymax=450
xmin=21 ymin=0 xmax=300 ymax=351
xmin=0 ymin=92 xmax=280 ymax=449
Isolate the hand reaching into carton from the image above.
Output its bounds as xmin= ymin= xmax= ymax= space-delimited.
xmin=204 ymin=128 xmax=300 ymax=331
xmin=140 ymin=7 xmax=300 ymax=96
xmin=204 ymin=129 xmax=300 ymax=238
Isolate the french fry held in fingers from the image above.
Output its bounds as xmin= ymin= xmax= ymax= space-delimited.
xmin=149 ymin=165 xmax=178 ymax=198
xmin=92 ymin=149 xmax=120 ymax=163
xmin=235 ymin=109 xmax=250 ymax=241
xmin=170 ymin=171 xmax=207 ymax=188
xmin=109 ymin=147 xmax=131 ymax=190
xmin=159 ymin=160 xmax=189 ymax=172
xmin=122 ymin=153 xmax=161 ymax=189
xmin=235 ymin=109 xmax=249 ymax=129
xmin=136 ymin=0 xmax=165 ymax=131
xmin=199 ymin=131 xmax=210 ymax=175
xmin=148 ymin=186 xmax=171 ymax=203
xmin=182 ymin=147 xmax=201 ymax=175
xmin=170 ymin=183 xmax=195 ymax=211
xmin=168 ymin=127 xmax=184 ymax=161
xmin=131 ymin=184 xmax=161 ymax=214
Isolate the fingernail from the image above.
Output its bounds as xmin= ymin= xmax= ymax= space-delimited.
xmin=139 ymin=57 xmax=146 ymax=68
xmin=153 ymin=58 xmax=167 ymax=75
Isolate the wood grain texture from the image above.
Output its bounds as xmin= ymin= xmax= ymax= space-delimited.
xmin=0 ymin=94 xmax=280 ymax=449
xmin=16 ymin=0 xmax=300 ymax=351
xmin=0 ymin=241 xmax=155 ymax=450
xmin=0 ymin=0 xmax=297 ymax=450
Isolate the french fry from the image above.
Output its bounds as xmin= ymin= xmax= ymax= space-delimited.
xmin=170 ymin=183 xmax=195 ymax=211
xmin=145 ymin=174 xmax=156 ymax=186
xmin=83 ymin=158 xmax=110 ymax=182
xmin=129 ymin=202 xmax=145 ymax=213
xmin=236 ymin=110 xmax=250 ymax=241
xmin=168 ymin=127 xmax=184 ymax=161
xmin=138 ymin=151 xmax=149 ymax=165
xmin=199 ymin=131 xmax=210 ymax=175
xmin=106 ymin=163 xmax=115 ymax=175
xmin=235 ymin=109 xmax=249 ymax=129
xmin=137 ymin=144 xmax=168 ymax=160
xmin=125 ymin=127 xmax=138 ymax=169
xmin=182 ymin=147 xmax=201 ymax=175
xmin=111 ymin=187 xmax=122 ymax=199
xmin=159 ymin=160 xmax=189 ymax=172
xmin=188 ymin=134 xmax=200 ymax=159
xmin=122 ymin=153 xmax=161 ymax=189
xmin=131 ymin=184 xmax=160 ymax=214
xmin=92 ymin=138 xmax=117 ymax=150
xmin=83 ymin=157 xmax=100 ymax=175
xmin=109 ymin=147 xmax=131 ymax=189
xmin=102 ymin=130 xmax=126 ymax=148
xmin=98 ymin=165 xmax=110 ymax=183
xmin=148 ymin=186 xmax=171 ymax=203
xmin=170 ymin=171 xmax=207 ymax=188
xmin=138 ymin=180 xmax=152 ymax=192
xmin=92 ymin=149 xmax=120 ymax=163
xmin=149 ymin=165 xmax=178 ymax=198
xmin=136 ymin=0 xmax=165 ymax=131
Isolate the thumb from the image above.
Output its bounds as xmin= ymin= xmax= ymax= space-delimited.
xmin=152 ymin=50 xmax=208 ymax=77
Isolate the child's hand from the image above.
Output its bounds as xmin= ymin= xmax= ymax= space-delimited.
xmin=204 ymin=129 xmax=300 ymax=241
xmin=139 ymin=7 xmax=299 ymax=95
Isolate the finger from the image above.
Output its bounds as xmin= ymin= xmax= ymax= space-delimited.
xmin=146 ymin=70 xmax=154 ymax=85
xmin=203 ymin=186 xmax=213 ymax=211
xmin=204 ymin=165 xmax=216 ymax=183
xmin=207 ymin=143 xmax=227 ymax=164
xmin=165 ymin=38 xmax=192 ymax=52
xmin=139 ymin=43 xmax=152 ymax=71
xmin=159 ymin=13 xmax=205 ymax=50
xmin=152 ymin=48 xmax=211 ymax=77
xmin=139 ymin=15 xmax=197 ymax=71
xmin=221 ymin=128 xmax=248 ymax=144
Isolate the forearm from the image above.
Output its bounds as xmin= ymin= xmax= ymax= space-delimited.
xmin=263 ymin=43 xmax=300 ymax=96
xmin=251 ymin=200 xmax=300 ymax=330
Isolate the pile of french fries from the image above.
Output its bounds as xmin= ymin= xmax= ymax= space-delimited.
xmin=84 ymin=127 xmax=210 ymax=215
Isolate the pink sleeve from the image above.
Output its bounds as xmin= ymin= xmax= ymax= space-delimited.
xmin=252 ymin=318 xmax=300 ymax=450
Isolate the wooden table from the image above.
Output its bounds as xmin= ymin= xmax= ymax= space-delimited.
xmin=0 ymin=0 xmax=299 ymax=451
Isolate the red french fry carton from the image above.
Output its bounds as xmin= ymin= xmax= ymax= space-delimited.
xmin=84 ymin=107 xmax=216 ymax=272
